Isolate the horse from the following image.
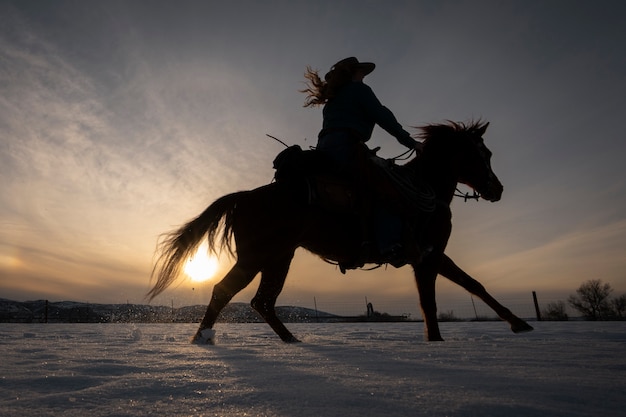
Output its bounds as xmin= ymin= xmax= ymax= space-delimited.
xmin=148 ymin=121 xmax=533 ymax=342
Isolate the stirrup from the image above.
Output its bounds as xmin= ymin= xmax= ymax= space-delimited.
xmin=338 ymin=241 xmax=372 ymax=274
xmin=380 ymin=242 xmax=433 ymax=267
xmin=381 ymin=244 xmax=407 ymax=268
xmin=338 ymin=258 xmax=365 ymax=274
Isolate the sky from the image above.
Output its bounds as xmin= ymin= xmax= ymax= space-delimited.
xmin=1 ymin=0 xmax=626 ymax=315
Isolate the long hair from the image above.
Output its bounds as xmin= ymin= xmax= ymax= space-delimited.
xmin=301 ymin=65 xmax=353 ymax=107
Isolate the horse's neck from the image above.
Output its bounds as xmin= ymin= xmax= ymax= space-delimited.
xmin=409 ymin=153 xmax=459 ymax=204
xmin=428 ymin=174 xmax=458 ymax=204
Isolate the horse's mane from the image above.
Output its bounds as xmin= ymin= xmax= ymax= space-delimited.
xmin=416 ymin=120 xmax=488 ymax=143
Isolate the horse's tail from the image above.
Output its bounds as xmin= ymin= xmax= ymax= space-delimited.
xmin=147 ymin=191 xmax=244 ymax=301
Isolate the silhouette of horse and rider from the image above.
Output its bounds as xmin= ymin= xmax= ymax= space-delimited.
xmin=148 ymin=57 xmax=533 ymax=343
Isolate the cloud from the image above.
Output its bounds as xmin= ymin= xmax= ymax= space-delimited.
xmin=2 ymin=1 xmax=625 ymax=308
xmin=468 ymin=219 xmax=626 ymax=294
xmin=0 ymin=6 xmax=293 ymax=303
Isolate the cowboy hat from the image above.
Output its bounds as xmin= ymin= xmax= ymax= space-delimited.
xmin=329 ymin=57 xmax=376 ymax=76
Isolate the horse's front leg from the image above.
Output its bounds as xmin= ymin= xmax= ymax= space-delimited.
xmin=413 ymin=255 xmax=444 ymax=341
xmin=439 ymin=254 xmax=534 ymax=333
xmin=412 ymin=204 xmax=451 ymax=341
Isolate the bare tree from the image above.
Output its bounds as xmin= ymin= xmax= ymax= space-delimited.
xmin=612 ymin=295 xmax=626 ymax=319
xmin=568 ymin=279 xmax=613 ymax=320
xmin=542 ymin=301 xmax=568 ymax=321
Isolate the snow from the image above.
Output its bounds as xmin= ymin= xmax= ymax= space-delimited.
xmin=1 ymin=322 xmax=625 ymax=416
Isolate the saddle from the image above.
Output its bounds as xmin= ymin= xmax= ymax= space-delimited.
xmin=273 ymin=145 xmax=356 ymax=212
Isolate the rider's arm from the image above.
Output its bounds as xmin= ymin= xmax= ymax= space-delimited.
xmin=358 ymin=84 xmax=418 ymax=149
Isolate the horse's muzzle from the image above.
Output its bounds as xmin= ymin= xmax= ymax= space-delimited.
xmin=480 ymin=179 xmax=503 ymax=202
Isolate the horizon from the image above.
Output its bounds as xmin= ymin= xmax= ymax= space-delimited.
xmin=1 ymin=287 xmax=582 ymax=320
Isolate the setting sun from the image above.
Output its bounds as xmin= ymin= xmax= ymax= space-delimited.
xmin=184 ymin=242 xmax=219 ymax=282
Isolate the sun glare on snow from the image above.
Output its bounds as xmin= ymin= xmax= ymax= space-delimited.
xmin=184 ymin=243 xmax=219 ymax=282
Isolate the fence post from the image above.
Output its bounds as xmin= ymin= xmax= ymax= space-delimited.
xmin=532 ymin=291 xmax=542 ymax=321
xmin=470 ymin=296 xmax=479 ymax=320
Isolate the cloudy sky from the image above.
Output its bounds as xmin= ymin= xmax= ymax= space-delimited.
xmin=2 ymin=0 xmax=625 ymax=315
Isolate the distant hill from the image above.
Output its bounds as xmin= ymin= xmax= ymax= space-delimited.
xmin=0 ymin=298 xmax=341 ymax=324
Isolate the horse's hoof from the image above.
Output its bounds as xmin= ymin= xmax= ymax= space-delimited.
xmin=282 ymin=335 xmax=302 ymax=343
xmin=511 ymin=322 xmax=534 ymax=333
xmin=427 ymin=337 xmax=445 ymax=342
xmin=191 ymin=329 xmax=216 ymax=345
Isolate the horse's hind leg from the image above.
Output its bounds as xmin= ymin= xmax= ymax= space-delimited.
xmin=439 ymin=254 xmax=533 ymax=333
xmin=251 ymin=252 xmax=300 ymax=343
xmin=192 ymin=261 xmax=259 ymax=344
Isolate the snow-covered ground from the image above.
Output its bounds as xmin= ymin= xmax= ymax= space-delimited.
xmin=1 ymin=321 xmax=624 ymax=416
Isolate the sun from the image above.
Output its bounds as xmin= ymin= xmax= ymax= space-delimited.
xmin=184 ymin=242 xmax=219 ymax=282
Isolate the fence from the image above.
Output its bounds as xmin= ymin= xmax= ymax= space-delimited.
xmin=302 ymin=293 xmax=577 ymax=321
xmin=2 ymin=293 xmax=582 ymax=323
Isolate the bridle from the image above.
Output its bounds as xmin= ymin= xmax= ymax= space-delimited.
xmin=454 ymin=188 xmax=480 ymax=202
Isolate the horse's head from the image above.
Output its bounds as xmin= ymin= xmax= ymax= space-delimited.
xmin=417 ymin=121 xmax=503 ymax=202
xmin=456 ymin=121 xmax=503 ymax=202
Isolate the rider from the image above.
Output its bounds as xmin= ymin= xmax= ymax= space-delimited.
xmin=302 ymin=57 xmax=423 ymax=266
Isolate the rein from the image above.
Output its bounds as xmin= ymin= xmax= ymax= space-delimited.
xmin=389 ymin=148 xmax=416 ymax=161
xmin=454 ymin=188 xmax=480 ymax=202
xmin=389 ymin=149 xmax=479 ymax=204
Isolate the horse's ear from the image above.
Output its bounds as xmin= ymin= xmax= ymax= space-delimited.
xmin=477 ymin=122 xmax=490 ymax=136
